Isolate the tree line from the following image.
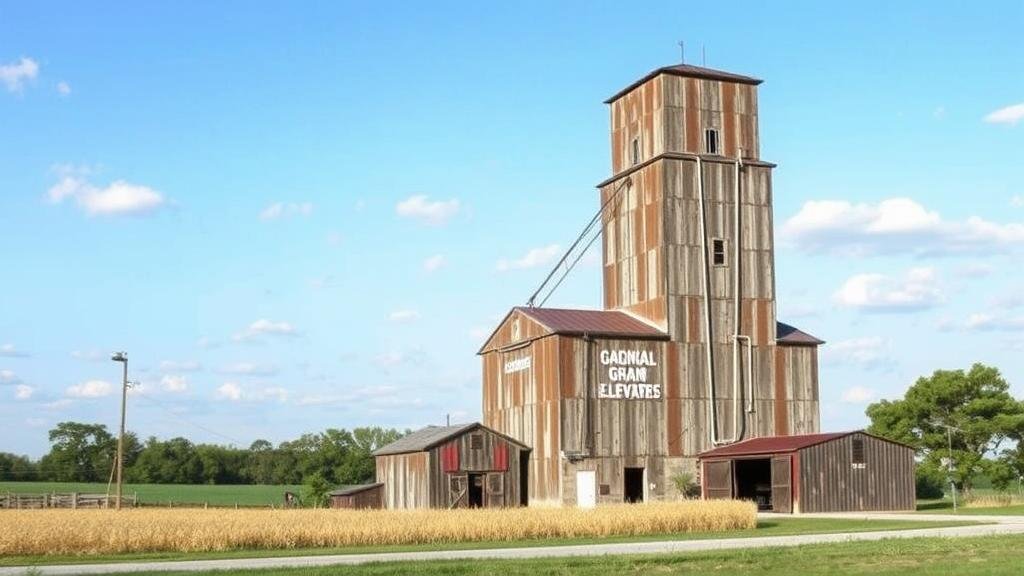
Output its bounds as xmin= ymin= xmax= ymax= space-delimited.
xmin=866 ymin=363 xmax=1024 ymax=498
xmin=0 ymin=423 xmax=406 ymax=488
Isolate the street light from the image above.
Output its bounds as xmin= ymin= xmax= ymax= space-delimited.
xmin=111 ymin=351 xmax=128 ymax=510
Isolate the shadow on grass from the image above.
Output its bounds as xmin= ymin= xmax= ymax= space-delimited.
xmin=917 ymin=500 xmax=953 ymax=511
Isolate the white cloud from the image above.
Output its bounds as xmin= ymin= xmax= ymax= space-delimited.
xmin=47 ymin=168 xmax=166 ymax=216
xmin=158 ymin=360 xmax=202 ymax=372
xmin=396 ymin=195 xmax=460 ymax=226
xmin=780 ymin=198 xmax=1024 ymax=257
xmin=1012 ymin=195 xmax=1024 ymax=208
xmin=326 ymin=231 xmax=343 ymax=247
xmin=219 ymin=362 xmax=278 ymax=376
xmin=15 ymin=384 xmax=34 ymax=400
xmin=984 ymin=103 xmax=1024 ymax=126
xmin=0 ymin=370 xmax=18 ymax=384
xmin=0 ymin=57 xmax=38 ymax=92
xmin=841 ymin=386 xmax=877 ymax=404
xmin=964 ymin=313 xmax=1024 ymax=332
xmin=66 ymin=379 xmax=113 ymax=398
xmin=823 ymin=337 xmax=894 ymax=371
xmin=389 ymin=309 xmax=421 ymax=323
xmin=57 ymin=81 xmax=71 ymax=96
xmin=232 ymin=319 xmax=298 ymax=342
xmin=496 ymin=244 xmax=561 ymax=272
xmin=423 ymin=254 xmax=447 ymax=273
xmin=43 ymin=398 xmax=73 ymax=410
xmin=259 ymin=202 xmax=313 ymax=221
xmin=216 ymin=382 xmax=243 ymax=401
xmin=0 ymin=343 xmax=28 ymax=357
xmin=160 ymin=375 xmax=188 ymax=393
xmin=215 ymin=381 xmax=287 ymax=403
xmin=955 ymin=262 xmax=994 ymax=279
xmin=834 ymin=267 xmax=942 ymax=312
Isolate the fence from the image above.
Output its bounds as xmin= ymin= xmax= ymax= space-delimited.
xmin=0 ymin=492 xmax=137 ymax=509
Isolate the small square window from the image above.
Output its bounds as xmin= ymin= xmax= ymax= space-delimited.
xmin=704 ymin=128 xmax=720 ymax=155
xmin=712 ymin=239 xmax=726 ymax=266
xmin=851 ymin=437 xmax=866 ymax=465
xmin=631 ymin=138 xmax=640 ymax=165
xmin=470 ymin=433 xmax=484 ymax=450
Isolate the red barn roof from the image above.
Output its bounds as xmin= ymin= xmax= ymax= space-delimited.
xmin=699 ymin=432 xmax=856 ymax=458
xmin=515 ymin=306 xmax=667 ymax=339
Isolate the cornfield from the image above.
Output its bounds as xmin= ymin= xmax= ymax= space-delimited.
xmin=1 ymin=500 xmax=756 ymax=556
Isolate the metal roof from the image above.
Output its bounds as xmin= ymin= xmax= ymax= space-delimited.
xmin=515 ymin=307 xmax=668 ymax=339
xmin=699 ymin=432 xmax=857 ymax=458
xmin=776 ymin=321 xmax=825 ymax=346
xmin=605 ymin=63 xmax=762 ymax=103
xmin=372 ymin=422 xmax=530 ymax=456
xmin=328 ymin=483 xmax=383 ymax=497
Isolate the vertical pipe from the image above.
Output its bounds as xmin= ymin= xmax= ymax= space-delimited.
xmin=116 ymin=358 xmax=127 ymax=510
xmin=696 ymin=156 xmax=720 ymax=446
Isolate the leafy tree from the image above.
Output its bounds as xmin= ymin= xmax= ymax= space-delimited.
xmin=0 ymin=452 xmax=38 ymax=481
xmin=866 ymin=363 xmax=1024 ymax=494
xmin=300 ymin=471 xmax=332 ymax=508
xmin=38 ymin=422 xmax=116 ymax=482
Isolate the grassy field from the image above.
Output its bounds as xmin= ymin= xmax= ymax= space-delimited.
xmin=1 ymin=517 xmax=977 ymax=567
xmin=68 ymin=533 xmax=1024 ymax=576
xmin=0 ymin=481 xmax=301 ymax=507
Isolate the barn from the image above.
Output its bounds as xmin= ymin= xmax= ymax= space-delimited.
xmin=373 ymin=423 xmax=530 ymax=509
xmin=700 ymin=431 xmax=916 ymax=513
xmin=327 ymin=483 xmax=384 ymax=509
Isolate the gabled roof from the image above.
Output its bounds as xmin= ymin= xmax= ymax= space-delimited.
xmin=605 ymin=63 xmax=763 ymax=104
xmin=372 ymin=422 xmax=530 ymax=457
xmin=698 ymin=430 xmax=918 ymax=458
xmin=517 ymin=307 xmax=667 ymax=339
xmin=328 ymin=483 xmax=383 ymax=497
xmin=776 ymin=321 xmax=825 ymax=346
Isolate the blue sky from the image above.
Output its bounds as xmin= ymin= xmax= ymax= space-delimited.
xmin=1 ymin=2 xmax=1022 ymax=457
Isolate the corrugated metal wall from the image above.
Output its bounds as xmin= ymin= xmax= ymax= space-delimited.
xmin=798 ymin=433 xmax=916 ymax=512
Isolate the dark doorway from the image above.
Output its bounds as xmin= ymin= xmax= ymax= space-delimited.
xmin=519 ymin=454 xmax=529 ymax=506
xmin=468 ymin=473 xmax=484 ymax=508
xmin=624 ymin=467 xmax=644 ymax=503
xmin=735 ymin=458 xmax=773 ymax=510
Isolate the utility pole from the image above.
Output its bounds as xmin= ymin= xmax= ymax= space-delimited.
xmin=933 ymin=419 xmax=960 ymax=513
xmin=111 ymin=352 xmax=128 ymax=510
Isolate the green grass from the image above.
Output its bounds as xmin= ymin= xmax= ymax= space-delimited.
xmin=1 ymin=517 xmax=979 ymax=567
xmin=64 ymin=533 xmax=1024 ymax=576
xmin=0 ymin=481 xmax=301 ymax=507
xmin=917 ymin=498 xmax=1024 ymax=515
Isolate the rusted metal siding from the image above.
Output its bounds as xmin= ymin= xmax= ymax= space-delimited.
xmin=376 ymin=452 xmax=429 ymax=510
xmin=798 ymin=433 xmax=916 ymax=513
xmin=774 ymin=343 xmax=820 ymax=435
xmin=661 ymin=76 xmax=760 ymax=159
xmin=481 ymin=333 xmax=562 ymax=505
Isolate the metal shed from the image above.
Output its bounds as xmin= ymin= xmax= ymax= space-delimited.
xmin=328 ymin=483 xmax=384 ymax=509
xmin=699 ymin=431 xmax=915 ymax=513
xmin=373 ymin=423 xmax=531 ymax=510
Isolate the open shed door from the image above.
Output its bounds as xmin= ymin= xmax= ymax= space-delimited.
xmin=771 ymin=456 xmax=792 ymax=513
xmin=704 ymin=460 xmax=733 ymax=499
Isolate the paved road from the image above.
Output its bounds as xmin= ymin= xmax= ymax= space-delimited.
xmin=7 ymin=513 xmax=1024 ymax=575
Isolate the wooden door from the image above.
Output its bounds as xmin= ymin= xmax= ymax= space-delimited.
xmin=704 ymin=460 xmax=733 ymax=499
xmin=448 ymin=474 xmax=467 ymax=509
xmin=771 ymin=456 xmax=792 ymax=513
xmin=486 ymin=473 xmax=504 ymax=507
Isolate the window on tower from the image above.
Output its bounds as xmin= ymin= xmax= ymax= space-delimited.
xmin=704 ymin=128 xmax=720 ymax=155
xmin=712 ymin=238 xmax=726 ymax=266
xmin=631 ymin=137 xmax=640 ymax=165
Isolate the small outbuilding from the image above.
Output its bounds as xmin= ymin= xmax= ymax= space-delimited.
xmin=373 ymin=423 xmax=531 ymax=510
xmin=699 ymin=431 xmax=915 ymax=513
xmin=328 ymin=483 xmax=384 ymax=509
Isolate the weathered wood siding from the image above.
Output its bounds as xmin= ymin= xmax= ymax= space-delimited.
xmin=425 ymin=427 xmax=526 ymax=508
xmin=798 ymin=433 xmax=916 ymax=513
xmin=376 ymin=452 xmax=429 ymax=510
xmin=481 ymin=332 xmax=562 ymax=505
xmin=774 ymin=343 xmax=820 ymax=435
xmin=329 ymin=485 xmax=383 ymax=509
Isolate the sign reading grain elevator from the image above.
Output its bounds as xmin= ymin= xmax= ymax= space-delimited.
xmin=478 ymin=64 xmax=824 ymax=506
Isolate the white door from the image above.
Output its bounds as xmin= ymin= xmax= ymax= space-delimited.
xmin=576 ymin=470 xmax=597 ymax=508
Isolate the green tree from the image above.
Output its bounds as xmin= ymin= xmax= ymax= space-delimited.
xmin=300 ymin=471 xmax=332 ymax=507
xmin=866 ymin=363 xmax=1024 ymax=494
xmin=38 ymin=422 xmax=116 ymax=481
xmin=0 ymin=452 xmax=38 ymax=481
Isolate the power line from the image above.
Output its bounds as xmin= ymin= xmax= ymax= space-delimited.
xmin=131 ymin=390 xmax=245 ymax=446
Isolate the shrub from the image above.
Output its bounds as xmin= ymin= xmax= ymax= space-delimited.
xmin=671 ymin=472 xmax=701 ymax=499
xmin=916 ymin=465 xmax=946 ymax=500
